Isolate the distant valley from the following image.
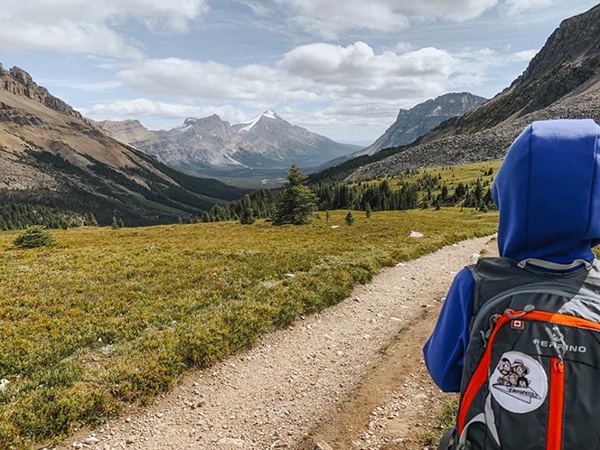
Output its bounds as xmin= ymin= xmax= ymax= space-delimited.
xmin=95 ymin=95 xmax=485 ymax=188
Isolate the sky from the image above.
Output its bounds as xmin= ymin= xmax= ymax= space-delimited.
xmin=0 ymin=1 xmax=598 ymax=146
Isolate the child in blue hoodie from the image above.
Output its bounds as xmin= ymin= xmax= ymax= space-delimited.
xmin=423 ymin=118 xmax=600 ymax=392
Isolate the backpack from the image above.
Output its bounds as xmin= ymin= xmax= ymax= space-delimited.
xmin=440 ymin=256 xmax=600 ymax=450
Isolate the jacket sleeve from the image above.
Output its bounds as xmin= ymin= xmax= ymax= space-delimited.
xmin=423 ymin=267 xmax=475 ymax=392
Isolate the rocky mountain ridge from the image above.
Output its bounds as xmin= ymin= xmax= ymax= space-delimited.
xmin=358 ymin=92 xmax=487 ymax=156
xmin=0 ymin=64 xmax=83 ymax=120
xmin=0 ymin=65 xmax=245 ymax=226
xmin=98 ymin=111 xmax=361 ymax=179
xmin=345 ymin=4 xmax=600 ymax=181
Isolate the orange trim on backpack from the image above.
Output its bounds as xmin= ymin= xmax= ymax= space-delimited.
xmin=526 ymin=310 xmax=600 ymax=331
xmin=547 ymin=357 xmax=565 ymax=450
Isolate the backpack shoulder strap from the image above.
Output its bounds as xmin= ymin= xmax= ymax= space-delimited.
xmin=468 ymin=257 xmax=533 ymax=313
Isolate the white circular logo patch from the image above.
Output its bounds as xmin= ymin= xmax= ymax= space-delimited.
xmin=489 ymin=351 xmax=548 ymax=414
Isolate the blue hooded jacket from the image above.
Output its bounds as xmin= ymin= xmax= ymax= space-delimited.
xmin=423 ymin=119 xmax=600 ymax=392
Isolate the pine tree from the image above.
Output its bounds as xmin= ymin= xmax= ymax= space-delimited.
xmin=345 ymin=211 xmax=354 ymax=226
xmin=239 ymin=195 xmax=256 ymax=225
xmin=273 ymin=165 xmax=318 ymax=225
xmin=86 ymin=212 xmax=99 ymax=226
xmin=13 ymin=225 xmax=55 ymax=248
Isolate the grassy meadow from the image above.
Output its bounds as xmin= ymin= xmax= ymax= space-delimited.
xmin=352 ymin=160 xmax=501 ymax=188
xmin=0 ymin=208 xmax=498 ymax=448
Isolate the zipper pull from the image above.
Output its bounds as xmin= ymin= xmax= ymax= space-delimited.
xmin=505 ymin=304 xmax=535 ymax=319
xmin=554 ymin=358 xmax=564 ymax=373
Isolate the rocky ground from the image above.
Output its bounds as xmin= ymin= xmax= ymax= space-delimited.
xmin=50 ymin=236 xmax=498 ymax=450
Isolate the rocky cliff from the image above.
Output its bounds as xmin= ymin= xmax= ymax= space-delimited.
xmin=0 ymin=64 xmax=83 ymax=120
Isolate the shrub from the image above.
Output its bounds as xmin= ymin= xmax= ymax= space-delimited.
xmin=12 ymin=226 xmax=56 ymax=249
xmin=345 ymin=211 xmax=354 ymax=225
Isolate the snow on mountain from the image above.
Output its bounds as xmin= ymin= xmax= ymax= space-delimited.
xmin=235 ymin=111 xmax=279 ymax=133
xmin=170 ymin=118 xmax=198 ymax=134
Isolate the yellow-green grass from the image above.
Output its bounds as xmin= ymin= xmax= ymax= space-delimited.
xmin=406 ymin=160 xmax=501 ymax=185
xmin=0 ymin=209 xmax=498 ymax=448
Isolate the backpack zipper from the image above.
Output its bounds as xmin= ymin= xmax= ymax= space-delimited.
xmin=547 ymin=356 xmax=564 ymax=450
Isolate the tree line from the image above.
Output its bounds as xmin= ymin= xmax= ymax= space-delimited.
xmin=199 ymin=166 xmax=496 ymax=224
xmin=0 ymin=199 xmax=98 ymax=231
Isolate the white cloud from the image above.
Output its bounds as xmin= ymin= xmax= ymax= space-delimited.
xmin=503 ymin=0 xmax=555 ymax=16
xmin=274 ymin=0 xmax=499 ymax=38
xmin=513 ymin=49 xmax=539 ymax=61
xmin=400 ymin=0 xmax=499 ymax=20
xmin=0 ymin=22 xmax=144 ymax=60
xmin=279 ymin=42 xmax=460 ymax=98
xmin=452 ymin=46 xmax=539 ymax=79
xmin=274 ymin=0 xmax=410 ymax=39
xmin=0 ymin=0 xmax=208 ymax=57
xmin=115 ymin=58 xmax=317 ymax=103
xmin=80 ymin=98 xmax=247 ymax=129
xmin=116 ymin=42 xmax=465 ymax=106
xmin=101 ymin=41 xmax=480 ymax=141
xmin=394 ymin=41 xmax=415 ymax=53
xmin=2 ymin=0 xmax=208 ymax=30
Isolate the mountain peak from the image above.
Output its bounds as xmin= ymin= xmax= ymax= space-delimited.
xmin=261 ymin=110 xmax=278 ymax=119
xmin=235 ymin=110 xmax=280 ymax=133
xmin=183 ymin=117 xmax=199 ymax=127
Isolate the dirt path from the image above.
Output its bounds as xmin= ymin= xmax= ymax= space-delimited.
xmin=52 ymin=236 xmax=497 ymax=450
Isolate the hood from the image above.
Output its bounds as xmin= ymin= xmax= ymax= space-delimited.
xmin=492 ymin=119 xmax=600 ymax=263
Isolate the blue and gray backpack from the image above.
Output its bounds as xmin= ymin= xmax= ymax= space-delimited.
xmin=441 ymin=256 xmax=600 ymax=449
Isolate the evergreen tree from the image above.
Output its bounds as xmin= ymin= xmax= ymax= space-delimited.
xmin=454 ymin=183 xmax=467 ymax=201
xmin=239 ymin=195 xmax=256 ymax=225
xmin=345 ymin=211 xmax=354 ymax=226
xmin=13 ymin=225 xmax=55 ymax=248
xmin=273 ymin=165 xmax=318 ymax=225
xmin=86 ymin=212 xmax=99 ymax=226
